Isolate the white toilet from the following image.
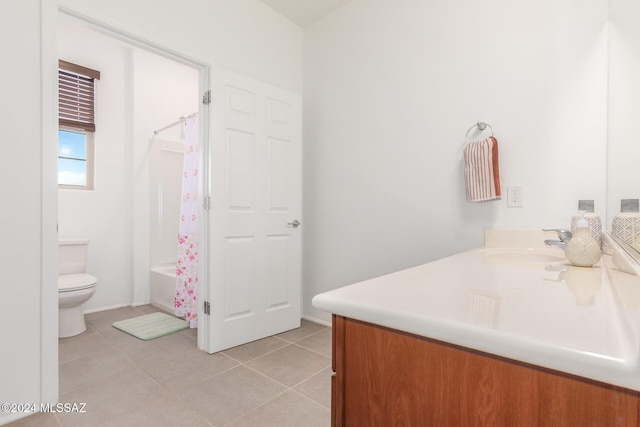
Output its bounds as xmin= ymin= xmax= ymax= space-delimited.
xmin=58 ymin=237 xmax=98 ymax=338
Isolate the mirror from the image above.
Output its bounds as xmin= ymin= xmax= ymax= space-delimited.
xmin=607 ymin=0 xmax=640 ymax=255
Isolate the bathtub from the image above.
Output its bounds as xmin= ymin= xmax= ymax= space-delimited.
xmin=150 ymin=264 xmax=176 ymax=314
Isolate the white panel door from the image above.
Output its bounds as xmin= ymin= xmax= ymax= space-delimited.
xmin=206 ymin=67 xmax=302 ymax=353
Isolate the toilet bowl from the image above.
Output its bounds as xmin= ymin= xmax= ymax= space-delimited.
xmin=59 ymin=273 xmax=97 ymax=338
xmin=58 ymin=238 xmax=98 ymax=338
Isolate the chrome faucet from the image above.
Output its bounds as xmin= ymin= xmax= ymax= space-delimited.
xmin=542 ymin=229 xmax=572 ymax=250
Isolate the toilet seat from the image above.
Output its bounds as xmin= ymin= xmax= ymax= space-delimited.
xmin=59 ymin=273 xmax=97 ymax=292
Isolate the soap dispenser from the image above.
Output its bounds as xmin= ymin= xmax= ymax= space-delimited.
xmin=570 ymin=200 xmax=601 ymax=246
xmin=565 ymin=211 xmax=602 ymax=267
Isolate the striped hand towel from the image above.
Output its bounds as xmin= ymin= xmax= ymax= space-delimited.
xmin=463 ymin=136 xmax=501 ymax=202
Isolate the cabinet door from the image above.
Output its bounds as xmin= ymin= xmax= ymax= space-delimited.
xmin=333 ymin=316 xmax=639 ymax=427
xmin=537 ymin=370 xmax=639 ymax=427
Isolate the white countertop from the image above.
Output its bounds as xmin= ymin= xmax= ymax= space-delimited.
xmin=312 ymin=234 xmax=640 ymax=391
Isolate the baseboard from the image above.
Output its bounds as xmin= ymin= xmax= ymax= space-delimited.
xmin=83 ymin=303 xmax=130 ymax=314
xmin=131 ymin=301 xmax=151 ymax=308
xmin=302 ymin=314 xmax=332 ymax=327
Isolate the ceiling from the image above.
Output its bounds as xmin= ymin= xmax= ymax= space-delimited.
xmin=260 ymin=0 xmax=353 ymax=27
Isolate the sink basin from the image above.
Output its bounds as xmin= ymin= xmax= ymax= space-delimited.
xmin=480 ymin=247 xmax=566 ymax=264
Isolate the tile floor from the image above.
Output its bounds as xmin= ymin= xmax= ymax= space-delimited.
xmin=8 ymin=305 xmax=332 ymax=427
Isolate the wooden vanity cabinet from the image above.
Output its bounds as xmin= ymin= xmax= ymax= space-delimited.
xmin=332 ymin=315 xmax=640 ymax=426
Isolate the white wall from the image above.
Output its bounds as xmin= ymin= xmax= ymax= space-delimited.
xmin=303 ymin=0 xmax=609 ymax=321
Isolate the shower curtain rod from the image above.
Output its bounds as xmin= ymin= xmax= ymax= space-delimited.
xmin=153 ymin=112 xmax=198 ymax=135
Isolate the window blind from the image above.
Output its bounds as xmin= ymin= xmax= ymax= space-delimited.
xmin=58 ymin=60 xmax=100 ymax=132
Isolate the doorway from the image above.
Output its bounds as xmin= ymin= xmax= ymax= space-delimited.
xmin=45 ymin=6 xmax=212 ymax=356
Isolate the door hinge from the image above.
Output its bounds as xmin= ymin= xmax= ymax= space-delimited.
xmin=204 ymin=301 xmax=211 ymax=315
xmin=202 ymin=90 xmax=211 ymax=105
xmin=203 ymin=196 xmax=211 ymax=210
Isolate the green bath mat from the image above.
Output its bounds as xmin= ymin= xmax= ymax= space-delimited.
xmin=112 ymin=312 xmax=189 ymax=340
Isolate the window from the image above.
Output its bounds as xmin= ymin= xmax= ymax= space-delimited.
xmin=58 ymin=127 xmax=94 ymax=189
xmin=58 ymin=60 xmax=100 ymax=189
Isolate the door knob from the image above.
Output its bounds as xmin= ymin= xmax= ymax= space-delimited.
xmin=288 ymin=220 xmax=301 ymax=228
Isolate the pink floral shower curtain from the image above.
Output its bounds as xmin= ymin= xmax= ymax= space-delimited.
xmin=175 ymin=116 xmax=199 ymax=328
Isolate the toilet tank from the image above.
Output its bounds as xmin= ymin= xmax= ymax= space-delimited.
xmin=58 ymin=237 xmax=90 ymax=275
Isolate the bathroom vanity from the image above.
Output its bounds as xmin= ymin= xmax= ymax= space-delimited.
xmin=312 ymin=232 xmax=640 ymax=426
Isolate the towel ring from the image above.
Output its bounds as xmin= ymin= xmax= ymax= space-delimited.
xmin=465 ymin=122 xmax=494 ymax=141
